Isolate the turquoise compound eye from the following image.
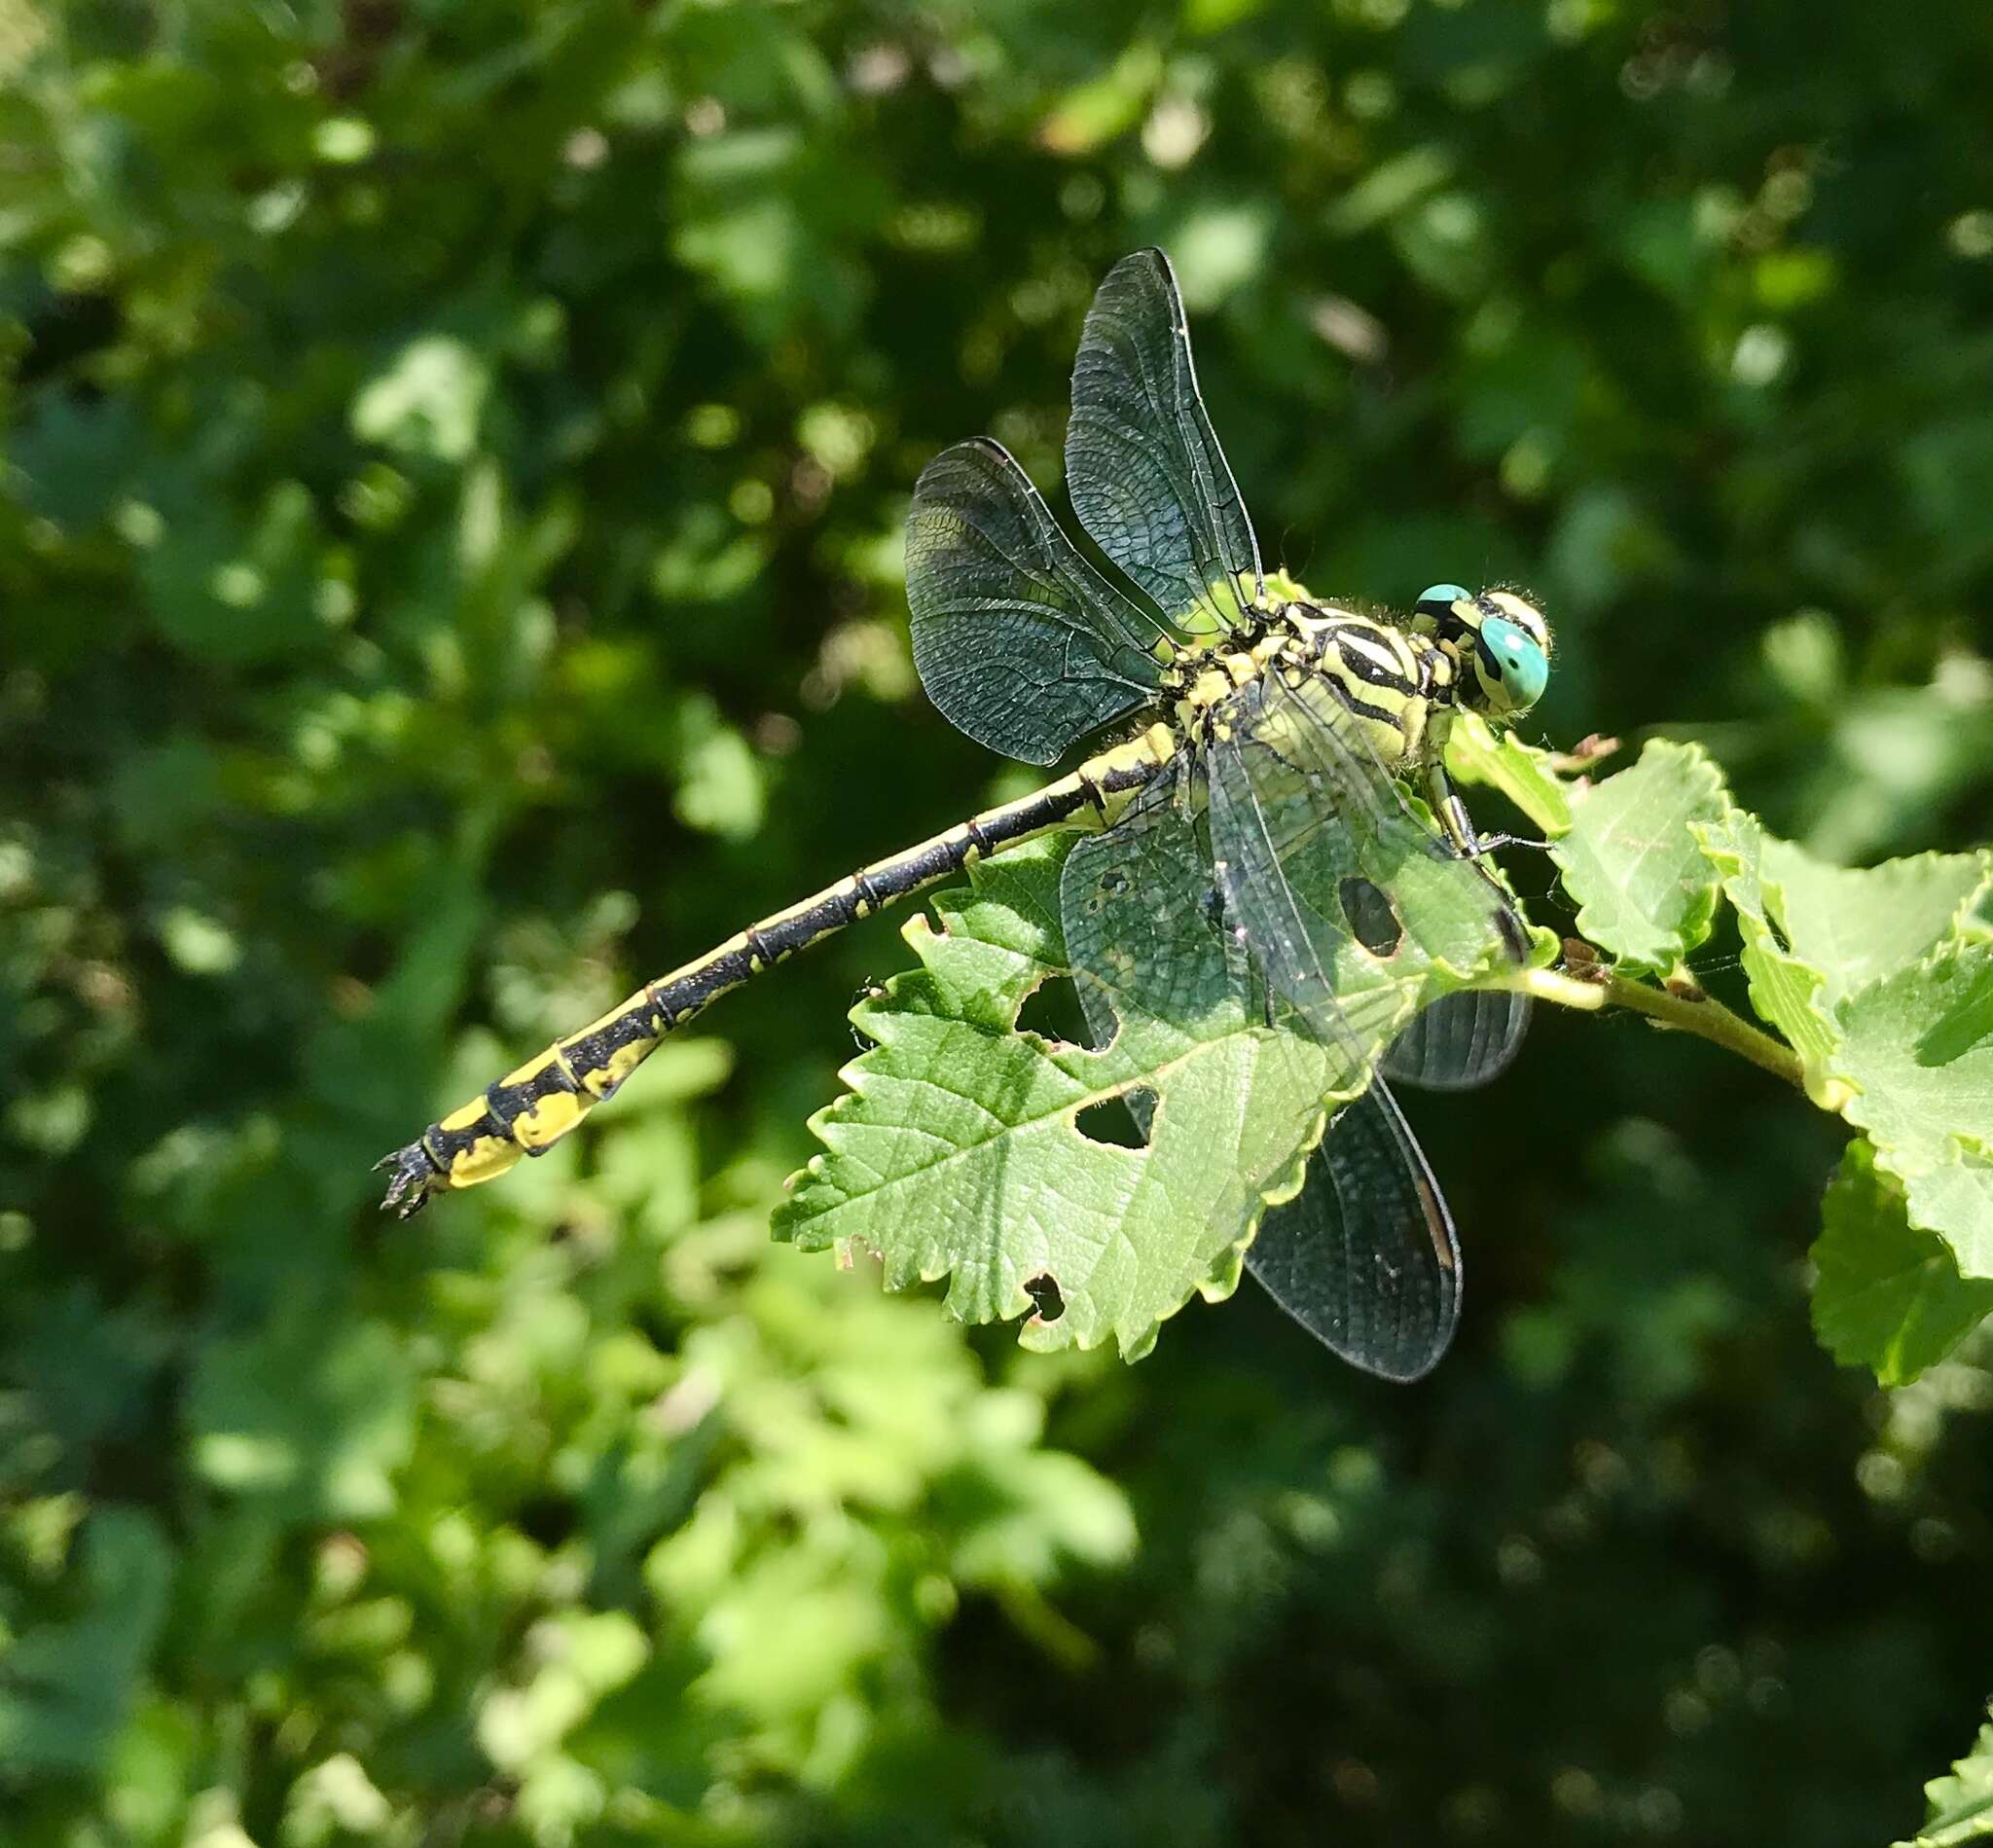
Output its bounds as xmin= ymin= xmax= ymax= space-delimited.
xmin=1479 ymin=614 xmax=1549 ymax=711
xmin=1417 ymin=582 xmax=1471 ymax=612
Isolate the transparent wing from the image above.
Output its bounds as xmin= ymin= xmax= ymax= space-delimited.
xmin=1382 ymin=988 xmax=1531 ymax=1091
xmin=1066 ymin=248 xmax=1263 ymax=636
xmin=1245 ymin=1080 xmax=1461 ymax=1381
xmin=906 ymin=438 xmax=1175 ymax=766
xmin=1198 ymin=670 xmax=1527 ymax=1378
xmin=1204 ymin=670 xmax=1529 ymax=1069
xmin=1061 ymin=756 xmax=1248 ymax=1049
xmin=1058 ymin=689 xmax=1520 ymax=1382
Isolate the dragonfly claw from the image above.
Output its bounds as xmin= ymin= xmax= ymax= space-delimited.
xmin=376 ymin=1141 xmax=442 ymax=1219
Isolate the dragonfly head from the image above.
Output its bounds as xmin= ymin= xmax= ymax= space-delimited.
xmin=1414 ymin=585 xmax=1551 ymax=721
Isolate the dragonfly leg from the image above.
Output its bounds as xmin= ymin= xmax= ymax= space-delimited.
xmin=1427 ymin=765 xmax=1548 ymax=858
xmin=1468 ymin=829 xmax=1551 ymax=854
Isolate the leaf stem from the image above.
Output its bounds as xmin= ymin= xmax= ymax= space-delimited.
xmin=1520 ymin=962 xmax=1807 ymax=1089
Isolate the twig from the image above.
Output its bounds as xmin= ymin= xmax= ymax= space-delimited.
xmin=1520 ymin=960 xmax=1808 ymax=1090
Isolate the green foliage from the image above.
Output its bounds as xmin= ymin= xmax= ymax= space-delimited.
xmin=778 ymin=815 xmax=1529 ymax=1359
xmin=1812 ymin=1142 xmax=1993 ymax=1390
xmin=1835 ymin=949 xmax=1993 ymax=1269
xmin=6 ymin=1 xmax=1993 ymax=1845
xmin=1553 ymin=741 xmax=1728 ymax=972
xmin=781 ymin=735 xmax=1993 ymax=1387
xmin=1689 ymin=793 xmax=1993 ymax=1357
xmin=1900 ymin=1710 xmax=1993 ymax=1847
xmin=1569 ymin=754 xmax=1993 ymax=1379
xmin=0 ymin=1511 xmax=172 ymax=1781
xmin=1446 ymin=707 xmax=1576 ymax=837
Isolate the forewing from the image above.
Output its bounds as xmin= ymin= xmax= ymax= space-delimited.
xmin=907 ymin=438 xmax=1172 ymax=765
xmin=1246 ymin=1081 xmax=1462 ymax=1381
xmin=1066 ymin=248 xmax=1263 ymax=635
xmin=1382 ymin=988 xmax=1531 ymax=1091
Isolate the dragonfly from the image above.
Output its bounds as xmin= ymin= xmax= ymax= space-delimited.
xmin=377 ymin=249 xmax=1552 ymax=1381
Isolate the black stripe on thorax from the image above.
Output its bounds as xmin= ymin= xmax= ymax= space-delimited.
xmin=1323 ymin=632 xmax=1417 ymax=697
xmin=1321 ymin=674 xmax=1407 ymax=732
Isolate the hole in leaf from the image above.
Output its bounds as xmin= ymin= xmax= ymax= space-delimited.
xmin=1023 ymin=1273 xmax=1066 ymax=1323
xmin=1341 ymin=876 xmax=1403 ymax=957
xmin=1015 ymin=974 xmax=1089 ymax=1045
xmin=1074 ymin=1086 xmax=1155 ymax=1148
xmin=1083 ymin=865 xmax=1133 ymax=915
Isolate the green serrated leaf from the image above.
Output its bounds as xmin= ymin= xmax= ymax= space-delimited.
xmin=1552 ymin=740 xmax=1727 ymax=973
xmin=1694 ymin=808 xmax=1840 ymax=1097
xmin=1831 ymin=942 xmax=1993 ymax=1277
xmin=1898 ymin=1707 xmax=1993 ymax=1847
xmin=1810 ymin=1139 xmax=1993 ymax=1386
xmin=1773 ymin=845 xmax=1990 ymax=1011
xmin=1445 ymin=710 xmax=1575 ymax=838
xmin=775 ymin=831 xmax=1510 ymax=1359
xmin=1696 ymin=820 xmax=1989 ymax=1104
xmin=1960 ymin=881 xmax=1993 ymax=944
xmin=1907 ymin=1140 xmax=1993 ymax=1270
xmin=1919 ymin=953 xmax=1993 ymax=1065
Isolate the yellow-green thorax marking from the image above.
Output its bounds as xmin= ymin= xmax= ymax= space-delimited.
xmin=1167 ymin=603 xmax=1442 ymax=764
xmin=1162 ymin=594 xmax=1547 ymax=851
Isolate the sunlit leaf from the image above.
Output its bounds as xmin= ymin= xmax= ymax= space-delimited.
xmin=1831 ymin=942 xmax=1993 ymax=1277
xmin=1446 ymin=710 xmax=1575 ymax=838
xmin=1552 ymin=740 xmax=1727 ymax=972
xmin=1694 ymin=807 xmax=1841 ymax=1096
xmin=776 ymin=831 xmax=1512 ymax=1359
xmin=350 ymin=336 xmax=491 ymax=463
xmin=1036 ymin=45 xmax=1163 ymax=156
xmin=1899 ymin=1707 xmax=1993 ymax=1847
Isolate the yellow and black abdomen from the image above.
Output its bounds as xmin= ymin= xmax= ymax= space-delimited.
xmin=378 ymin=722 xmax=1177 ymax=1215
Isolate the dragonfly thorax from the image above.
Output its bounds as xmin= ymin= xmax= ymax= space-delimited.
xmin=1164 ymin=602 xmax=1449 ymax=775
